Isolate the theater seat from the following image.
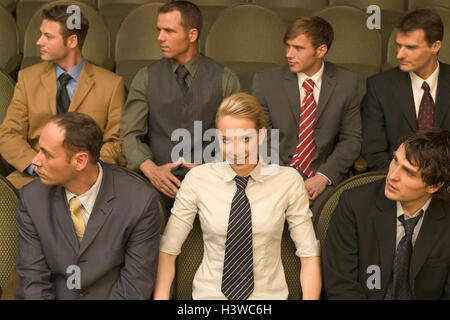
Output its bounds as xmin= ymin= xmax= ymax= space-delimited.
xmin=115 ymin=2 xmax=164 ymax=90
xmin=0 ymin=176 xmax=19 ymax=299
xmin=408 ymin=0 xmax=450 ymax=10
xmin=0 ymin=5 xmax=20 ymax=76
xmin=317 ymin=5 xmax=382 ymax=100
xmin=330 ymin=0 xmax=405 ymax=64
xmin=205 ymin=4 xmax=286 ymax=92
xmin=253 ymin=0 xmax=328 ymax=25
xmin=314 ymin=172 xmax=387 ymax=247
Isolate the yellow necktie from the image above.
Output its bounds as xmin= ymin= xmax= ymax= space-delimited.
xmin=69 ymin=197 xmax=85 ymax=244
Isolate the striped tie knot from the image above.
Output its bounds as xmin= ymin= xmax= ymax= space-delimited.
xmin=303 ymin=79 xmax=315 ymax=94
xmin=234 ymin=175 xmax=249 ymax=191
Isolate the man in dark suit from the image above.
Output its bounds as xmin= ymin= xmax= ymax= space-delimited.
xmin=15 ymin=112 xmax=161 ymax=299
xmin=323 ymin=128 xmax=450 ymax=299
xmin=0 ymin=4 xmax=125 ymax=190
xmin=252 ymin=16 xmax=361 ymax=218
xmin=362 ymin=8 xmax=450 ymax=171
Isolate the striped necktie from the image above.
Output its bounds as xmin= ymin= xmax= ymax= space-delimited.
xmin=221 ymin=175 xmax=254 ymax=300
xmin=290 ymin=78 xmax=317 ymax=178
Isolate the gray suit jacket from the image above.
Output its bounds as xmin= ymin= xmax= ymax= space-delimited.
xmin=252 ymin=62 xmax=362 ymax=185
xmin=15 ymin=163 xmax=161 ymax=300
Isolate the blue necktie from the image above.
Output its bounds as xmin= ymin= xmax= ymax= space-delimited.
xmin=386 ymin=210 xmax=424 ymax=299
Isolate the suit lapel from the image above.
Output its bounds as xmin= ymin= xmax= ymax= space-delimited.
xmin=434 ymin=62 xmax=450 ymax=127
xmin=78 ymin=163 xmax=114 ymax=256
xmin=69 ymin=61 xmax=94 ymax=112
xmin=40 ymin=62 xmax=58 ymax=115
xmin=316 ymin=62 xmax=337 ymax=122
xmin=283 ymin=66 xmax=301 ymax=126
xmin=394 ymin=71 xmax=417 ymax=131
xmin=54 ymin=186 xmax=80 ymax=254
xmin=372 ymin=185 xmax=397 ymax=292
xmin=410 ymin=199 xmax=446 ymax=288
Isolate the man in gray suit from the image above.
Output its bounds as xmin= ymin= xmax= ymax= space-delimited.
xmin=252 ymin=16 xmax=361 ymax=218
xmin=15 ymin=112 xmax=161 ymax=299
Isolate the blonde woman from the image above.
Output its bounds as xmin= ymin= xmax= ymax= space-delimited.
xmin=154 ymin=93 xmax=321 ymax=300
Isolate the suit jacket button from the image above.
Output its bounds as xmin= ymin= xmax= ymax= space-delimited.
xmin=288 ymin=155 xmax=293 ymax=159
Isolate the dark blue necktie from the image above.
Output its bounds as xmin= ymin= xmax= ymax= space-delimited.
xmin=386 ymin=210 xmax=424 ymax=300
xmin=221 ymin=175 xmax=254 ymax=300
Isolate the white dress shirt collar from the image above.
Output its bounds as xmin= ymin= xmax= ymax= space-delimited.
xmin=297 ymin=61 xmax=325 ymax=92
xmin=65 ymin=162 xmax=103 ymax=216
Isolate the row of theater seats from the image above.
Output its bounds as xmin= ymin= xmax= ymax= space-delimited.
xmin=0 ymin=1 xmax=450 ymax=96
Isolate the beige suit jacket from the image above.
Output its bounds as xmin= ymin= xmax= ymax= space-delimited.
xmin=0 ymin=60 xmax=125 ymax=189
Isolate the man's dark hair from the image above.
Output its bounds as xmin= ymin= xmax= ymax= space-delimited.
xmin=397 ymin=8 xmax=443 ymax=47
xmin=399 ymin=128 xmax=450 ymax=199
xmin=284 ymin=16 xmax=334 ymax=51
xmin=42 ymin=4 xmax=89 ymax=49
xmin=50 ymin=112 xmax=103 ymax=164
xmin=158 ymin=1 xmax=202 ymax=41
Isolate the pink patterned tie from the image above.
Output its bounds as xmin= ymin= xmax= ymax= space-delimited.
xmin=290 ymin=79 xmax=317 ymax=178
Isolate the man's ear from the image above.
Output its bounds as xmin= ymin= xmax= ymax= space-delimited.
xmin=73 ymin=151 xmax=89 ymax=171
xmin=431 ymin=40 xmax=442 ymax=55
xmin=316 ymin=44 xmax=328 ymax=58
xmin=426 ymin=181 xmax=444 ymax=195
xmin=188 ymin=28 xmax=199 ymax=43
xmin=66 ymin=34 xmax=79 ymax=49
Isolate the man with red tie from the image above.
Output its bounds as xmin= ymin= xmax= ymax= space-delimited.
xmin=362 ymin=8 xmax=450 ymax=172
xmin=252 ymin=16 xmax=362 ymax=218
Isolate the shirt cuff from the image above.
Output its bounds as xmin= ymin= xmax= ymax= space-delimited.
xmin=316 ymin=172 xmax=332 ymax=185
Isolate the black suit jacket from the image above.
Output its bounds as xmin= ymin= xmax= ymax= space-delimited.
xmin=252 ymin=62 xmax=361 ymax=185
xmin=362 ymin=62 xmax=450 ymax=171
xmin=323 ymin=179 xmax=450 ymax=299
xmin=15 ymin=163 xmax=161 ymax=299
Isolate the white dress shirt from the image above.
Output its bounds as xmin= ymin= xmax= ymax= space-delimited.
xmin=409 ymin=63 xmax=439 ymax=118
xmin=395 ymin=197 xmax=432 ymax=248
xmin=160 ymin=161 xmax=320 ymax=300
xmin=65 ymin=163 xmax=103 ymax=226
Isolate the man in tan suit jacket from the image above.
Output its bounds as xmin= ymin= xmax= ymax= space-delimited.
xmin=0 ymin=4 xmax=125 ymax=189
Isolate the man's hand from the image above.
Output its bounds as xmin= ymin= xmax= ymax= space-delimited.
xmin=179 ymin=157 xmax=199 ymax=170
xmin=304 ymin=174 xmax=328 ymax=202
xmin=139 ymin=159 xmax=182 ymax=198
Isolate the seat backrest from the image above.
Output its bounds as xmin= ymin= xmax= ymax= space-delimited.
xmin=0 ymin=0 xmax=16 ymax=12
xmin=386 ymin=6 xmax=450 ymax=67
xmin=98 ymin=0 xmax=154 ymax=7
xmin=314 ymin=172 xmax=387 ymax=246
xmin=115 ymin=2 xmax=164 ymax=88
xmin=0 ymin=175 xmax=19 ymax=295
xmin=330 ymin=0 xmax=405 ymax=12
xmin=115 ymin=2 xmax=163 ymax=62
xmin=0 ymin=69 xmax=15 ymax=125
xmin=205 ymin=4 xmax=286 ymax=65
xmin=317 ymin=5 xmax=382 ymax=98
xmin=174 ymin=217 xmax=302 ymax=299
xmin=21 ymin=0 xmax=110 ymax=69
xmin=409 ymin=0 xmax=450 ymax=10
xmin=253 ymin=0 xmax=328 ymax=11
xmin=0 ymin=5 xmax=19 ymax=70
